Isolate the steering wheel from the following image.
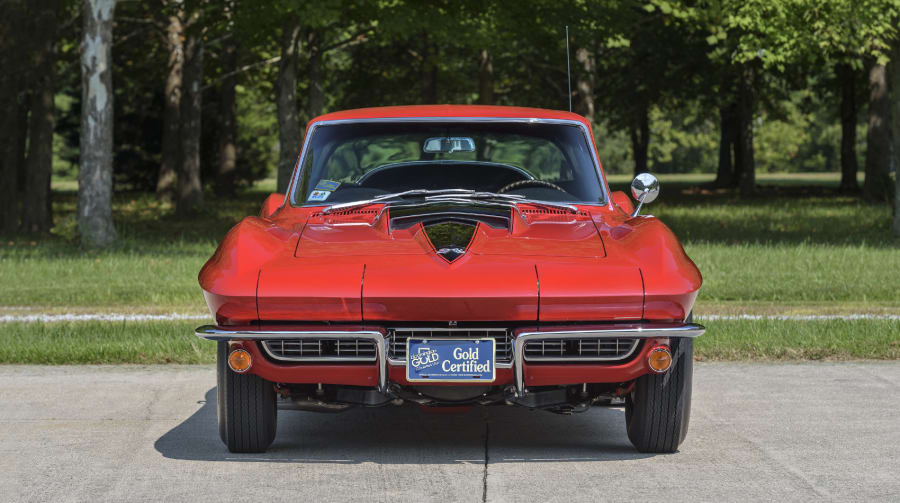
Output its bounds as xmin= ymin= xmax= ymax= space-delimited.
xmin=497 ymin=179 xmax=566 ymax=194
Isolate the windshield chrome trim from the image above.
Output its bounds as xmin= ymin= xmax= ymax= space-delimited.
xmin=287 ymin=117 xmax=609 ymax=208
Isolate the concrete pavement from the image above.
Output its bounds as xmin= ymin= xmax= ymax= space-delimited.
xmin=1 ymin=363 xmax=899 ymax=502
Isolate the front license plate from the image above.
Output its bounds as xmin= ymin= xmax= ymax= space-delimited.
xmin=406 ymin=338 xmax=496 ymax=382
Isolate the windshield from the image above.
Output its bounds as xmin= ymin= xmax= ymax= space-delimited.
xmin=291 ymin=121 xmax=606 ymax=206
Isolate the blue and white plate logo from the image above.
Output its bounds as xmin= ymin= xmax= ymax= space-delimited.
xmin=406 ymin=338 xmax=495 ymax=382
xmin=410 ymin=346 xmax=440 ymax=370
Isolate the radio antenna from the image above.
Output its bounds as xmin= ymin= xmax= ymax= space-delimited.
xmin=565 ymin=25 xmax=572 ymax=112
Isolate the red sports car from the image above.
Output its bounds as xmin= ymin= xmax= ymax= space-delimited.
xmin=196 ymin=105 xmax=704 ymax=454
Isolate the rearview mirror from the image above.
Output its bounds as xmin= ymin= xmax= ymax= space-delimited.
xmin=630 ymin=173 xmax=659 ymax=217
xmin=423 ymin=137 xmax=476 ymax=154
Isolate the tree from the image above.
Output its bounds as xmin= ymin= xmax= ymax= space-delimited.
xmin=734 ymin=63 xmax=757 ymax=195
xmin=714 ymin=95 xmax=737 ymax=187
xmin=270 ymin=1 xmax=377 ymax=193
xmin=0 ymin=0 xmax=28 ymax=233
xmin=798 ymin=0 xmax=899 ymax=197
xmin=583 ymin=1 xmax=709 ymax=177
xmin=21 ymin=0 xmax=60 ymax=233
xmin=836 ymin=63 xmax=860 ymax=192
xmin=478 ymin=49 xmax=494 ymax=105
xmin=156 ymin=0 xmax=184 ymax=202
xmin=175 ymin=2 xmax=204 ymax=215
xmin=863 ymin=62 xmax=892 ymax=202
xmin=891 ymin=41 xmax=900 ymax=236
xmin=275 ymin=14 xmax=302 ymax=194
xmin=274 ymin=17 xmax=316 ymax=194
xmin=79 ymin=0 xmax=118 ymax=247
xmin=215 ymin=0 xmax=238 ymax=197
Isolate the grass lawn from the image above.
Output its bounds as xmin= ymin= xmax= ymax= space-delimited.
xmin=2 ymin=317 xmax=896 ymax=364
xmin=1 ymin=172 xmax=898 ymax=362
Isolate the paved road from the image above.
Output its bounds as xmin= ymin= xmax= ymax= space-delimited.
xmin=2 ymin=363 xmax=899 ymax=502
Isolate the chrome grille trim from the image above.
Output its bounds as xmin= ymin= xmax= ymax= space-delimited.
xmin=261 ymin=338 xmax=377 ymax=362
xmin=512 ymin=324 xmax=706 ymax=397
xmin=194 ymin=326 xmax=388 ymax=392
xmin=523 ymin=338 xmax=639 ymax=361
xmin=387 ymin=327 xmax=513 ymax=368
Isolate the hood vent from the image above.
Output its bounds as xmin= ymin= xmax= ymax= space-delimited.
xmin=424 ymin=221 xmax=476 ymax=262
xmin=308 ymin=206 xmax=382 ymax=226
xmin=519 ymin=206 xmax=591 ymax=224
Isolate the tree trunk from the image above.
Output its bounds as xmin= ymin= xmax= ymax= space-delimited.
xmin=630 ymin=102 xmax=649 ymax=176
xmin=0 ymin=94 xmax=21 ymax=233
xmin=574 ymin=47 xmax=595 ymax=124
xmin=176 ymin=27 xmax=203 ymax=215
xmin=890 ymin=43 xmax=900 ymax=237
xmin=0 ymin=1 xmax=24 ymax=233
xmin=215 ymin=12 xmax=237 ymax=198
xmin=475 ymin=50 xmax=493 ymax=160
xmin=837 ymin=63 xmax=860 ymax=193
xmin=79 ymin=0 xmax=117 ymax=247
xmin=275 ymin=16 xmax=302 ymax=194
xmin=736 ymin=65 xmax=755 ymax=196
xmin=421 ymin=33 xmax=437 ymax=104
xmin=22 ymin=0 xmax=59 ymax=234
xmin=478 ymin=49 xmax=494 ymax=106
xmin=306 ymin=30 xmax=324 ymax=120
xmin=731 ymin=109 xmax=744 ymax=188
xmin=714 ymin=103 xmax=734 ymax=188
xmin=863 ymin=62 xmax=892 ymax=202
xmin=157 ymin=0 xmax=183 ymax=202
xmin=15 ymin=98 xmax=28 ymax=194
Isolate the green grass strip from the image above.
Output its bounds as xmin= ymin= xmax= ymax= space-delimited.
xmin=0 ymin=320 xmax=215 ymax=364
xmin=0 ymin=318 xmax=898 ymax=364
xmin=695 ymin=318 xmax=900 ymax=360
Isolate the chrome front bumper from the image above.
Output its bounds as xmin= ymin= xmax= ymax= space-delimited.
xmin=195 ymin=323 xmax=705 ymax=397
xmin=512 ymin=323 xmax=704 ymax=396
xmin=195 ymin=326 xmax=388 ymax=391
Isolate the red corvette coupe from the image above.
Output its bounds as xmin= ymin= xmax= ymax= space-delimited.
xmin=196 ymin=105 xmax=704 ymax=454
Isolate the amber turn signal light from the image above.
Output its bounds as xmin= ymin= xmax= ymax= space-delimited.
xmin=647 ymin=347 xmax=672 ymax=373
xmin=228 ymin=349 xmax=252 ymax=373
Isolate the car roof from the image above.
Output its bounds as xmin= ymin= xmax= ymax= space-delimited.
xmin=308 ymin=105 xmax=591 ymax=128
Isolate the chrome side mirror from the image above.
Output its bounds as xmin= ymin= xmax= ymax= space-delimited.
xmin=630 ymin=173 xmax=659 ymax=217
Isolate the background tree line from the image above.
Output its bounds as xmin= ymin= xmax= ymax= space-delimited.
xmin=1 ymin=0 xmax=900 ymax=246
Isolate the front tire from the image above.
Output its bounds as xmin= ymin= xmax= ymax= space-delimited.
xmin=217 ymin=341 xmax=277 ymax=453
xmin=625 ymin=336 xmax=693 ymax=453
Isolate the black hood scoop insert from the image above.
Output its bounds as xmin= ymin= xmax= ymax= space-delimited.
xmin=423 ymin=220 xmax=477 ymax=262
xmin=389 ymin=203 xmax=510 ymax=231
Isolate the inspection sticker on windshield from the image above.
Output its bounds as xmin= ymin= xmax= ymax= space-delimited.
xmin=308 ymin=190 xmax=331 ymax=201
xmin=315 ymin=179 xmax=341 ymax=191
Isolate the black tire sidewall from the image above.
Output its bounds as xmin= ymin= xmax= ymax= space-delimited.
xmin=216 ymin=341 xmax=278 ymax=452
xmin=625 ymin=335 xmax=694 ymax=453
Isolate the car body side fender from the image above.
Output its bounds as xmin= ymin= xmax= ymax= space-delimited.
xmin=199 ymin=217 xmax=300 ymax=324
xmin=599 ymin=215 xmax=701 ymax=321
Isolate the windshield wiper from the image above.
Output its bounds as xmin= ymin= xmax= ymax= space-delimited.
xmin=322 ymin=189 xmax=473 ymax=214
xmin=323 ymin=189 xmax=577 ymax=214
xmin=422 ymin=191 xmax=577 ymax=213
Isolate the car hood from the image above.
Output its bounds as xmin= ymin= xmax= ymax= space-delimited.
xmin=255 ymin=208 xmax=644 ymax=322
